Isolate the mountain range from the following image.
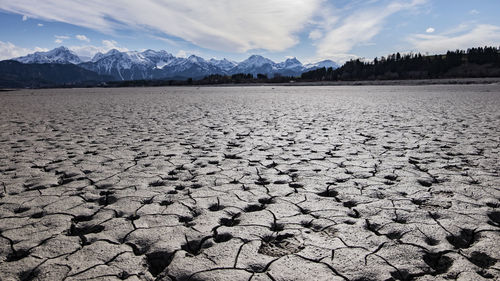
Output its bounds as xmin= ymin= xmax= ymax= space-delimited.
xmin=0 ymin=46 xmax=340 ymax=87
xmin=8 ymin=46 xmax=338 ymax=81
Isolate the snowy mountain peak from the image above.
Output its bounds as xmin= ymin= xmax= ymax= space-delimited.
xmin=14 ymin=46 xmax=82 ymax=64
xmin=278 ymin=57 xmax=302 ymax=69
xmin=137 ymin=49 xmax=174 ymax=69
xmin=141 ymin=49 xmax=159 ymax=55
xmin=91 ymin=49 xmax=121 ymax=62
xmin=52 ymin=46 xmax=69 ymax=52
xmin=304 ymin=60 xmax=339 ymax=70
xmin=91 ymin=52 xmax=104 ymax=62
xmin=125 ymin=51 xmax=148 ymax=63
xmin=209 ymin=58 xmax=237 ymax=71
xmin=106 ymin=49 xmax=121 ymax=55
xmin=141 ymin=49 xmax=172 ymax=58
xmin=187 ymin=55 xmax=206 ymax=63
xmin=238 ymin=55 xmax=275 ymax=69
xmin=96 ymin=49 xmax=121 ymax=59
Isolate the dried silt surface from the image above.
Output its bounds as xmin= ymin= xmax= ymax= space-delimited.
xmin=0 ymin=85 xmax=499 ymax=281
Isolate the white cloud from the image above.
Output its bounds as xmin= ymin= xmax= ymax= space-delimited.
xmin=175 ymin=49 xmax=201 ymax=58
xmin=408 ymin=24 xmax=500 ymax=54
xmin=75 ymin=34 xmax=90 ymax=42
xmin=53 ymin=35 xmax=69 ymax=44
xmin=149 ymin=35 xmax=180 ymax=47
xmin=308 ymin=30 xmax=323 ymax=40
xmin=426 ymin=27 xmax=434 ymax=33
xmin=0 ymin=0 xmax=323 ymax=52
xmin=469 ymin=9 xmax=479 ymax=15
xmin=315 ymin=0 xmax=427 ymax=63
xmin=37 ymin=23 xmax=43 ymax=27
xmin=68 ymin=39 xmax=128 ymax=59
xmin=0 ymin=41 xmax=47 ymax=60
xmin=22 ymin=15 xmax=27 ymax=21
xmin=176 ymin=50 xmax=188 ymax=58
xmin=102 ymin=40 xmax=125 ymax=50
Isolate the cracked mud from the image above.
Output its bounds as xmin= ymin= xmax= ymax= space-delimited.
xmin=0 ymin=85 xmax=499 ymax=281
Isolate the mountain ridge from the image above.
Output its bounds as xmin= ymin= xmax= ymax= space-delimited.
xmin=14 ymin=46 xmax=82 ymax=64
xmin=10 ymin=46 xmax=339 ymax=81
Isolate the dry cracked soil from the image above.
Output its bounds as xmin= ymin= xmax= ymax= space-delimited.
xmin=0 ymin=85 xmax=499 ymax=281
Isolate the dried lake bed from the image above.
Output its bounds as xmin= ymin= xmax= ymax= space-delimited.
xmin=0 ymin=85 xmax=499 ymax=281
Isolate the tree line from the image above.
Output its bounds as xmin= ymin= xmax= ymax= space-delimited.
xmin=300 ymin=46 xmax=500 ymax=81
xmin=105 ymin=73 xmax=296 ymax=87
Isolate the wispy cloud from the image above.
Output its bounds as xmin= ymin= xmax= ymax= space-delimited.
xmin=176 ymin=50 xmax=188 ymax=58
xmin=22 ymin=15 xmax=27 ymax=21
xmin=469 ymin=9 xmax=480 ymax=15
xmin=426 ymin=27 xmax=435 ymax=33
xmin=308 ymin=30 xmax=323 ymax=40
xmin=0 ymin=0 xmax=322 ymax=52
xmin=75 ymin=35 xmax=90 ymax=42
xmin=314 ymin=0 xmax=427 ymax=62
xmin=54 ymin=35 xmax=69 ymax=44
xmin=0 ymin=41 xmax=47 ymax=60
xmin=408 ymin=24 xmax=500 ymax=54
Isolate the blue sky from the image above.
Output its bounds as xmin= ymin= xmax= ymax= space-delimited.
xmin=0 ymin=0 xmax=499 ymax=63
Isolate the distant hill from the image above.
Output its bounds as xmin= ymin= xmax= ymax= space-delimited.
xmin=0 ymin=60 xmax=113 ymax=88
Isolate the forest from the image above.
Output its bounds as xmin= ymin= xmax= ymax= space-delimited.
xmin=300 ymin=46 xmax=500 ymax=81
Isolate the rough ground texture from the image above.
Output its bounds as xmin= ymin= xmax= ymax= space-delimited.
xmin=0 ymin=85 xmax=499 ymax=281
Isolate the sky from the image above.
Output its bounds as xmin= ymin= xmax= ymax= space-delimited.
xmin=0 ymin=0 xmax=499 ymax=64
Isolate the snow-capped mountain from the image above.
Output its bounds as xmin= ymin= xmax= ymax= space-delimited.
xmin=304 ymin=60 xmax=339 ymax=70
xmin=10 ymin=46 xmax=340 ymax=80
xmin=237 ymin=55 xmax=275 ymax=68
xmin=80 ymin=49 xmax=157 ymax=80
xmin=141 ymin=50 xmax=175 ymax=69
xmin=160 ymin=55 xmax=226 ymax=78
xmin=275 ymin=58 xmax=305 ymax=76
xmin=209 ymin=58 xmax=237 ymax=71
xmin=229 ymin=55 xmax=277 ymax=76
xmin=14 ymin=46 xmax=82 ymax=64
xmin=80 ymin=50 xmax=227 ymax=80
xmin=229 ymin=56 xmax=334 ymax=77
xmin=229 ymin=55 xmax=309 ymax=77
xmin=277 ymin=57 xmax=302 ymax=69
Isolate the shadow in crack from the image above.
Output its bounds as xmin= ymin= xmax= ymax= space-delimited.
xmin=146 ymin=251 xmax=174 ymax=277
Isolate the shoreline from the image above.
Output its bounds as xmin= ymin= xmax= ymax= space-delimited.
xmin=198 ymin=77 xmax=500 ymax=87
xmin=2 ymin=77 xmax=500 ymax=91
